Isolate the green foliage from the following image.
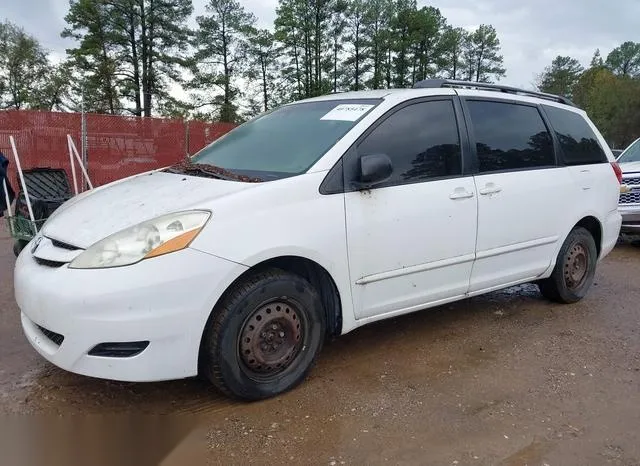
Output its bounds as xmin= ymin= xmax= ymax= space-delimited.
xmin=0 ymin=21 xmax=52 ymax=109
xmin=5 ymin=1 xmax=515 ymax=119
xmin=439 ymin=26 xmax=467 ymax=80
xmin=245 ymin=29 xmax=282 ymax=114
xmin=605 ymin=41 xmax=640 ymax=78
xmin=573 ymin=66 xmax=640 ymax=148
xmin=537 ymin=56 xmax=584 ymax=99
xmin=464 ymin=24 xmax=505 ymax=83
xmin=189 ymin=0 xmax=256 ymax=123
xmin=536 ymin=47 xmax=640 ymax=149
xmin=63 ymin=0 xmax=193 ymax=117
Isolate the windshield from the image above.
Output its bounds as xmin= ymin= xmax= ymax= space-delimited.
xmin=189 ymin=99 xmax=381 ymax=181
xmin=618 ymin=138 xmax=640 ymax=163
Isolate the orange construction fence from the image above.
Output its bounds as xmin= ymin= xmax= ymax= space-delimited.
xmin=0 ymin=110 xmax=236 ymax=189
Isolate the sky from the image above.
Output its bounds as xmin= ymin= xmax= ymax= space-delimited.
xmin=2 ymin=0 xmax=640 ymax=91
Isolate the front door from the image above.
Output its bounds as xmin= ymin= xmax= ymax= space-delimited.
xmin=344 ymin=98 xmax=478 ymax=320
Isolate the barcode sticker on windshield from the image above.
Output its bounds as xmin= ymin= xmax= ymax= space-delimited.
xmin=321 ymin=104 xmax=374 ymax=122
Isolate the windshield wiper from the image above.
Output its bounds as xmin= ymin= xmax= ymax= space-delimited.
xmin=165 ymin=159 xmax=263 ymax=183
xmin=166 ymin=164 xmax=235 ymax=181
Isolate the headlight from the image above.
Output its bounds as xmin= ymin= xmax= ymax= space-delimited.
xmin=69 ymin=211 xmax=210 ymax=269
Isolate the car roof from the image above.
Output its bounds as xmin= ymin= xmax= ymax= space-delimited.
xmin=288 ymin=85 xmax=582 ymax=114
xmin=287 ymin=88 xmax=449 ymax=103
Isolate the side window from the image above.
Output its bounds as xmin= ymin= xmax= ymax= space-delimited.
xmin=357 ymin=100 xmax=462 ymax=186
xmin=542 ymin=105 xmax=608 ymax=165
xmin=467 ymin=100 xmax=555 ymax=173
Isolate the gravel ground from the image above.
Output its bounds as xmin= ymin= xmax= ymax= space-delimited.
xmin=1 ymin=225 xmax=639 ymax=465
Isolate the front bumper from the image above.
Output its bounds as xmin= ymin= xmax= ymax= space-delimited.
xmin=14 ymin=248 xmax=246 ymax=382
xmin=619 ymin=204 xmax=640 ymax=233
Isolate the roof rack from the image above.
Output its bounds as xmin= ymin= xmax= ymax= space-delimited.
xmin=413 ymin=79 xmax=577 ymax=107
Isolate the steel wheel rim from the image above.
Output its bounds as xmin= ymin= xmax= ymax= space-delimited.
xmin=564 ymin=242 xmax=589 ymax=290
xmin=239 ymin=300 xmax=304 ymax=378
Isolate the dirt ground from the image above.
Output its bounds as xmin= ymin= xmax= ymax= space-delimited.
xmin=1 ymin=225 xmax=639 ymax=466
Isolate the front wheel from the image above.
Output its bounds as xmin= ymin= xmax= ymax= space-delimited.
xmin=200 ymin=268 xmax=326 ymax=400
xmin=538 ymin=227 xmax=598 ymax=304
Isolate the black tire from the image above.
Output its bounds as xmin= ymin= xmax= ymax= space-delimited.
xmin=13 ymin=240 xmax=28 ymax=257
xmin=538 ymin=227 xmax=598 ymax=304
xmin=200 ymin=268 xmax=326 ymax=400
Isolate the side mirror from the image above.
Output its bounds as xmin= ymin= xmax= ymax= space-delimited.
xmin=356 ymin=153 xmax=393 ymax=188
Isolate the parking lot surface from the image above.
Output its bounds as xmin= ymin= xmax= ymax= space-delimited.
xmin=1 ymin=225 xmax=639 ymax=465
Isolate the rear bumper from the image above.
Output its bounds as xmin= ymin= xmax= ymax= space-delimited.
xmin=601 ymin=210 xmax=622 ymax=259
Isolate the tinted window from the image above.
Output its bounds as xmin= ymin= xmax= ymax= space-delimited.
xmin=543 ymin=105 xmax=607 ymax=165
xmin=468 ymin=100 xmax=554 ymax=173
xmin=191 ymin=99 xmax=380 ymax=180
xmin=357 ymin=100 xmax=461 ymax=185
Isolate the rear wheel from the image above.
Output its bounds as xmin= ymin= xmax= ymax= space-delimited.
xmin=200 ymin=268 xmax=325 ymax=400
xmin=538 ymin=227 xmax=597 ymax=304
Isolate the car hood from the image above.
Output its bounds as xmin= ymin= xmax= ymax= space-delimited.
xmin=619 ymin=161 xmax=640 ymax=175
xmin=41 ymin=170 xmax=254 ymax=248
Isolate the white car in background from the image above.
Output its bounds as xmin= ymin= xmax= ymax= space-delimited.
xmin=617 ymin=138 xmax=640 ymax=233
xmin=14 ymin=80 xmax=622 ymax=400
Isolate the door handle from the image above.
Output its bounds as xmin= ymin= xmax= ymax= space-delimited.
xmin=479 ymin=183 xmax=502 ymax=195
xmin=449 ymin=187 xmax=475 ymax=200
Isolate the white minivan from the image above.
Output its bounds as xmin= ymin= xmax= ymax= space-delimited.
xmin=14 ymin=80 xmax=622 ymax=400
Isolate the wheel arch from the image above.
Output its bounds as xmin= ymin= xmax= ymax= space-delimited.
xmin=199 ymin=255 xmax=344 ymax=370
xmin=574 ymin=215 xmax=602 ymax=257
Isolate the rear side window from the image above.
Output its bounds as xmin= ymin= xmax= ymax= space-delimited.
xmin=467 ymin=100 xmax=555 ymax=173
xmin=542 ymin=105 xmax=608 ymax=165
xmin=357 ymin=99 xmax=462 ymax=186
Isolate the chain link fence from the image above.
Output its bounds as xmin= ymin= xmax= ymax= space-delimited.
xmin=0 ymin=110 xmax=236 ymax=190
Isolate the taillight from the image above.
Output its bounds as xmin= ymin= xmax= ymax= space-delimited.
xmin=611 ymin=162 xmax=623 ymax=184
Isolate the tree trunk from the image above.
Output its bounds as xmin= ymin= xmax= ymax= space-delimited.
xmin=139 ymin=0 xmax=149 ymax=116
xmin=290 ymin=26 xmax=302 ymax=98
xmin=261 ymin=55 xmax=268 ymax=111
xmin=475 ymin=45 xmax=485 ymax=82
xmin=386 ymin=48 xmax=392 ymax=88
xmin=222 ymin=16 xmax=231 ymax=121
xmin=304 ymin=26 xmax=311 ymax=97
xmin=144 ymin=0 xmax=155 ymax=117
xmin=333 ymin=36 xmax=338 ymax=93
xmin=315 ymin=5 xmax=321 ymax=95
xmin=452 ymin=47 xmax=458 ymax=80
xmin=355 ymin=24 xmax=360 ymax=90
xmin=293 ymin=40 xmax=302 ymax=97
xmin=372 ymin=23 xmax=380 ymax=89
xmin=128 ymin=8 xmax=142 ymax=116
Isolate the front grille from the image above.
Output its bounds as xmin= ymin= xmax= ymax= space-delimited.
xmin=50 ymin=238 xmax=81 ymax=251
xmin=623 ymin=176 xmax=640 ymax=186
xmin=620 ymin=191 xmax=640 ymax=205
xmin=36 ymin=325 xmax=65 ymax=346
xmin=88 ymin=341 xmax=150 ymax=358
xmin=33 ymin=257 xmax=66 ymax=268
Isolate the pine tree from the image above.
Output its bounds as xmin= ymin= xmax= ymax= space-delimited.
xmin=440 ymin=26 xmax=467 ymax=80
xmin=605 ymin=42 xmax=640 ymax=78
xmin=363 ymin=0 xmax=392 ymax=89
xmin=537 ymin=56 xmax=584 ymax=99
xmin=391 ymin=0 xmax=417 ymax=88
xmin=246 ymin=28 xmax=281 ymax=112
xmin=191 ymin=0 xmax=256 ymax=122
xmin=343 ymin=0 xmax=369 ymax=90
xmin=465 ymin=24 xmax=505 ymax=83
xmin=590 ymin=49 xmax=604 ymax=68
xmin=0 ymin=21 xmax=52 ymax=110
xmin=63 ymin=0 xmax=193 ymax=117
xmin=409 ymin=6 xmax=445 ymax=84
